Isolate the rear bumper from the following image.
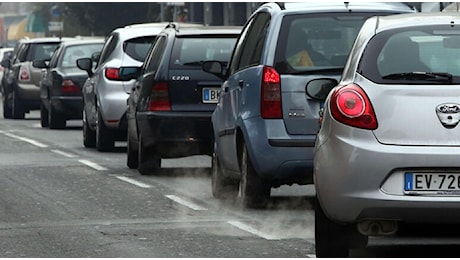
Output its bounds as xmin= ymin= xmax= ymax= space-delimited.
xmin=50 ymin=96 xmax=83 ymax=119
xmin=137 ymin=111 xmax=213 ymax=158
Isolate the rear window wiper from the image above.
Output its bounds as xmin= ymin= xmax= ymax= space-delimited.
xmin=382 ymin=72 xmax=453 ymax=82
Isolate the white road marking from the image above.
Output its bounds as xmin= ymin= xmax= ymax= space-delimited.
xmin=227 ymin=220 xmax=279 ymax=240
xmin=2 ymin=132 xmax=48 ymax=148
xmin=307 ymin=254 xmax=316 ymax=258
xmin=115 ymin=176 xmax=151 ymax=188
xmin=165 ymin=195 xmax=207 ymax=211
xmin=78 ymin=159 xmax=107 ymax=171
xmin=51 ymin=149 xmax=77 ymax=158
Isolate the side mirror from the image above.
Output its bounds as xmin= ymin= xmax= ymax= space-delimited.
xmin=1 ymin=58 xmax=11 ymax=68
xmin=306 ymin=78 xmax=338 ymax=101
xmin=119 ymin=67 xmax=140 ymax=81
xmin=76 ymin=58 xmax=93 ymax=77
xmin=202 ymin=60 xmax=226 ymax=80
xmin=32 ymin=60 xmax=47 ymax=69
xmin=91 ymin=51 xmax=101 ymax=62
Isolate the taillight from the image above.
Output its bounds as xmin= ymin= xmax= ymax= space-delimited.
xmin=148 ymin=82 xmax=171 ymax=111
xmin=261 ymin=66 xmax=282 ymax=119
xmin=105 ymin=68 xmax=120 ymax=80
xmin=61 ymin=79 xmax=80 ymax=93
xmin=330 ymin=84 xmax=377 ymax=130
xmin=19 ymin=67 xmax=30 ymax=81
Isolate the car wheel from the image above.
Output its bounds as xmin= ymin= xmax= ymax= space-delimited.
xmin=126 ymin=129 xmax=138 ymax=169
xmin=137 ymin=134 xmax=160 ymax=175
xmin=239 ymin=143 xmax=270 ymax=209
xmin=212 ymin=148 xmax=238 ymax=200
xmin=40 ymin=102 xmax=49 ymax=128
xmin=48 ymin=102 xmax=66 ymax=129
xmin=12 ymin=90 xmax=24 ymax=119
xmin=96 ymin=109 xmax=115 ymax=152
xmin=315 ymin=196 xmax=351 ymax=257
xmin=2 ymin=88 xmax=12 ymax=119
xmin=83 ymin=110 xmax=96 ymax=148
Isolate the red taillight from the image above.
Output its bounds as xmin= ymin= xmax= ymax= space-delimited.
xmin=61 ymin=79 xmax=80 ymax=93
xmin=105 ymin=68 xmax=120 ymax=80
xmin=148 ymin=82 xmax=171 ymax=111
xmin=19 ymin=67 xmax=30 ymax=81
xmin=330 ymin=84 xmax=378 ymax=130
xmin=261 ymin=66 xmax=282 ymax=119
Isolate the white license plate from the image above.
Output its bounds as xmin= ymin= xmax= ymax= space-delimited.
xmin=405 ymin=172 xmax=460 ymax=194
xmin=202 ymin=88 xmax=220 ymax=103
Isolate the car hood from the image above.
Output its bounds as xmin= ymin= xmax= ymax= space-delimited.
xmin=355 ymin=76 xmax=460 ymax=146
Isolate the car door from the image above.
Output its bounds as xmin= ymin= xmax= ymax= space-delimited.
xmin=217 ymin=12 xmax=270 ymax=172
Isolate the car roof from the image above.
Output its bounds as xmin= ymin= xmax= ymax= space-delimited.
xmin=164 ymin=25 xmax=242 ymax=36
xmin=19 ymin=37 xmax=75 ymax=43
xmin=59 ymin=38 xmax=105 ymax=47
xmin=259 ymin=2 xmax=416 ymax=14
xmin=374 ymin=12 xmax=460 ymax=31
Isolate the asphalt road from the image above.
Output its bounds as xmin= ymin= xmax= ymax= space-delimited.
xmin=0 ymin=108 xmax=460 ymax=257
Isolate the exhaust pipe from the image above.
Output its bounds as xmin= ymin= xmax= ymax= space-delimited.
xmin=358 ymin=220 xmax=398 ymax=236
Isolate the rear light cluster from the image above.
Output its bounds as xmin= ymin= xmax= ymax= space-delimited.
xmin=148 ymin=82 xmax=171 ymax=111
xmin=261 ymin=66 xmax=282 ymax=119
xmin=105 ymin=68 xmax=121 ymax=80
xmin=61 ymin=79 xmax=80 ymax=93
xmin=330 ymin=83 xmax=378 ymax=130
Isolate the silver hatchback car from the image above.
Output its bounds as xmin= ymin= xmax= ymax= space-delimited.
xmin=78 ymin=23 xmax=169 ymax=151
xmin=313 ymin=12 xmax=460 ymax=257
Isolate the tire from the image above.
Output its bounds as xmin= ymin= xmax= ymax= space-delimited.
xmin=40 ymin=102 xmax=49 ymax=128
xmin=2 ymin=88 xmax=12 ymax=119
xmin=126 ymin=129 xmax=138 ymax=169
xmin=96 ymin=109 xmax=115 ymax=152
xmin=83 ymin=110 xmax=96 ymax=148
xmin=48 ymin=103 xmax=66 ymax=129
xmin=315 ymin=197 xmax=351 ymax=257
xmin=12 ymin=90 xmax=24 ymax=119
xmin=137 ymin=134 xmax=161 ymax=175
xmin=239 ymin=144 xmax=270 ymax=209
xmin=212 ymin=148 xmax=238 ymax=200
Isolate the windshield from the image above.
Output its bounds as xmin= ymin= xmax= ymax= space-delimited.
xmin=170 ymin=37 xmax=237 ymax=68
xmin=274 ymin=12 xmax=378 ymax=74
xmin=359 ymin=25 xmax=460 ymax=84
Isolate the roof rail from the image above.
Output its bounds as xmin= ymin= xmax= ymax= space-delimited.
xmin=165 ymin=22 xmax=180 ymax=32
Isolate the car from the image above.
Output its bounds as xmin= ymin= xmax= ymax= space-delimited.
xmin=77 ymin=22 xmax=190 ymax=152
xmin=33 ymin=38 xmax=104 ymax=129
xmin=0 ymin=47 xmax=14 ymax=90
xmin=201 ymin=2 xmax=416 ymax=209
xmin=124 ymin=23 xmax=241 ymax=174
xmin=0 ymin=37 xmax=74 ymax=119
xmin=312 ymin=12 xmax=460 ymax=257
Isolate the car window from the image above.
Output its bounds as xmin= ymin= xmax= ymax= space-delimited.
xmin=123 ymin=36 xmax=157 ymax=62
xmin=359 ymin=25 xmax=460 ymax=84
xmin=144 ymin=35 xmax=166 ymax=74
xmin=228 ymin=17 xmax=253 ymax=75
xmin=61 ymin=44 xmax=104 ymax=68
xmin=30 ymin=43 xmax=60 ymax=61
xmin=236 ymin=12 xmax=270 ymax=71
xmin=274 ymin=13 xmax=378 ymax=74
xmin=97 ymin=34 xmax=117 ymax=67
xmin=169 ymin=37 xmax=236 ymax=69
xmin=49 ymin=45 xmax=63 ymax=68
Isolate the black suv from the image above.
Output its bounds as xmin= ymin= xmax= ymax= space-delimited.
xmin=125 ymin=23 xmax=241 ymax=174
xmin=0 ymin=37 xmax=72 ymax=119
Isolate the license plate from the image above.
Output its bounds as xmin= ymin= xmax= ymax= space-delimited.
xmin=202 ymin=87 xmax=220 ymax=103
xmin=404 ymin=172 xmax=460 ymax=194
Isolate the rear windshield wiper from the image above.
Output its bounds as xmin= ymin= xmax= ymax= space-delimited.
xmin=382 ymin=72 xmax=453 ymax=82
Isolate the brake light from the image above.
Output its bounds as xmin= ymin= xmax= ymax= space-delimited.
xmin=105 ymin=68 xmax=120 ymax=80
xmin=61 ymin=79 xmax=80 ymax=93
xmin=148 ymin=82 xmax=171 ymax=111
xmin=19 ymin=67 xmax=30 ymax=81
xmin=330 ymin=84 xmax=377 ymax=130
xmin=261 ymin=66 xmax=282 ymax=119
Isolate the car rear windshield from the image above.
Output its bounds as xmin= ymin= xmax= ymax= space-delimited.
xmin=29 ymin=43 xmax=60 ymax=61
xmin=123 ymin=36 xmax=156 ymax=62
xmin=359 ymin=25 xmax=460 ymax=84
xmin=169 ymin=36 xmax=237 ymax=69
xmin=274 ymin=12 xmax=390 ymax=74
